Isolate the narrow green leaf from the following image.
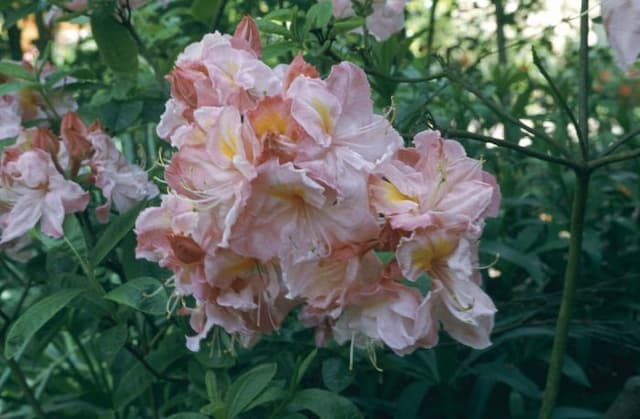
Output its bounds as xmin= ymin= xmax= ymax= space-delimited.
xmin=295 ymin=348 xmax=317 ymax=386
xmin=4 ymin=288 xmax=85 ymax=358
xmin=90 ymin=11 xmax=139 ymax=76
xmin=225 ymin=363 xmax=277 ymax=418
xmin=473 ymin=363 xmax=541 ymax=400
xmin=257 ymin=19 xmax=291 ymax=38
xmin=205 ymin=370 xmax=218 ymax=402
xmin=393 ymin=381 xmax=433 ymax=419
xmin=331 ymin=17 xmax=365 ymax=34
xmin=90 ymin=200 xmax=147 ymax=267
xmin=0 ymin=81 xmax=37 ymax=96
xmin=104 ymin=277 xmax=167 ymax=315
xmin=244 ymin=386 xmax=286 ymax=411
xmin=287 ymin=388 xmax=363 ymax=419
xmin=166 ymin=414 xmax=209 ymax=419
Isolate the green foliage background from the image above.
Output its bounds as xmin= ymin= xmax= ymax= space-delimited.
xmin=0 ymin=0 xmax=639 ymax=418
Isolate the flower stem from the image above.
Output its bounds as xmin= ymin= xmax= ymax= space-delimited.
xmin=538 ymin=170 xmax=590 ymax=419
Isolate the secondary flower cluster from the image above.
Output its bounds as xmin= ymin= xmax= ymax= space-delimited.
xmin=136 ymin=17 xmax=500 ymax=355
xmin=330 ymin=0 xmax=406 ymax=41
xmin=0 ymin=60 xmax=77 ymax=141
xmin=0 ymin=112 xmax=158 ymax=246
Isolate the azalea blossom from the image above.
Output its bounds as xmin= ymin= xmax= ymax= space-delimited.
xmin=329 ymin=0 xmax=406 ymax=41
xmin=140 ymin=17 xmax=500 ymax=356
xmin=0 ymin=137 xmax=88 ymax=243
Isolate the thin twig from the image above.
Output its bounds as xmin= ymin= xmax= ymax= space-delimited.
xmin=531 ymin=47 xmax=582 ymax=149
xmin=364 ymin=68 xmax=446 ymax=84
xmin=446 ymin=72 xmax=569 ymax=157
xmin=443 ymin=128 xmax=581 ymax=170
xmin=124 ymin=344 xmax=187 ymax=384
xmin=601 ymin=126 xmax=640 ymax=156
xmin=588 ymin=147 xmax=640 ymax=171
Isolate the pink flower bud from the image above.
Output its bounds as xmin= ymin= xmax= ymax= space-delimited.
xmin=31 ymin=127 xmax=60 ymax=157
xmin=284 ymin=53 xmax=319 ymax=90
xmin=167 ymin=66 xmax=201 ymax=109
xmin=232 ymin=16 xmax=262 ymax=57
xmin=61 ymin=112 xmax=93 ymax=162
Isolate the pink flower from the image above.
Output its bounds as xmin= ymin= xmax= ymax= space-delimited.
xmin=370 ymin=130 xmax=500 ymax=233
xmin=0 ymin=94 xmax=21 ymax=140
xmin=183 ymin=255 xmax=296 ymax=351
xmin=602 ymin=0 xmax=640 ymax=69
xmin=0 ymin=147 xmax=88 ymax=243
xmin=232 ymin=16 xmax=263 ymax=58
xmin=82 ymin=125 xmax=159 ymax=222
xmin=229 ymin=160 xmax=378 ymax=262
xmin=329 ymin=0 xmax=406 ymax=41
xmin=396 ymin=229 xmax=496 ymax=349
xmin=332 ymin=264 xmax=439 ymax=355
xmin=288 ymin=62 xmax=402 ymax=191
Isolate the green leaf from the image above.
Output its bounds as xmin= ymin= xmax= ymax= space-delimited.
xmin=294 ymin=348 xmax=317 ymax=386
xmin=393 ymin=381 xmax=433 ymax=419
xmin=100 ymin=100 xmax=144 ymax=132
xmin=166 ymin=414 xmax=209 ymax=419
xmin=3 ymin=2 xmax=40 ymax=29
xmin=90 ymin=11 xmax=139 ymax=77
xmin=551 ymin=407 xmax=602 ymax=419
xmin=321 ymin=357 xmax=353 ymax=392
xmin=90 ymin=200 xmax=147 ymax=267
xmin=262 ymin=41 xmax=299 ymax=60
xmin=0 ymin=81 xmax=37 ymax=96
xmin=257 ymin=19 xmax=291 ymax=38
xmin=4 ymin=288 xmax=85 ymax=358
xmin=304 ymin=1 xmax=333 ymax=33
xmin=472 ymin=363 xmax=541 ymax=400
xmin=244 ymin=386 xmax=286 ymax=411
xmin=331 ymin=17 xmax=365 ymax=34
xmin=104 ymin=277 xmax=167 ymax=315
xmin=205 ymin=370 xmax=218 ymax=402
xmin=191 ymin=0 xmax=223 ymax=25
xmin=225 ymin=363 xmax=277 ymax=418
xmin=93 ymin=324 xmax=128 ymax=365
xmin=287 ymin=389 xmax=363 ymax=419
xmin=114 ymin=332 xmax=184 ymax=408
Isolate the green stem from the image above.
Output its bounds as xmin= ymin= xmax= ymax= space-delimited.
xmin=493 ymin=0 xmax=507 ymax=65
xmin=577 ymin=0 xmax=590 ymax=160
xmin=538 ymin=171 xmax=590 ymax=419
xmin=601 ymin=126 xmax=640 ymax=156
xmin=1 ymin=354 xmax=47 ymax=418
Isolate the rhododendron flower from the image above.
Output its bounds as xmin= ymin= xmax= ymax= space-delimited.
xmin=396 ymin=229 xmax=496 ymax=348
xmin=602 ymin=0 xmax=640 ymax=69
xmin=229 ymin=160 xmax=378 ymax=263
xmin=0 ymin=94 xmax=21 ymax=140
xmin=60 ymin=112 xmax=159 ymax=222
xmin=329 ymin=0 xmax=406 ymax=41
xmin=0 ymin=60 xmax=77 ymax=136
xmin=141 ymin=17 xmax=501 ymax=356
xmin=333 ymin=264 xmax=439 ymax=355
xmin=370 ymin=130 xmax=500 ymax=234
xmin=0 ymin=144 xmax=88 ymax=243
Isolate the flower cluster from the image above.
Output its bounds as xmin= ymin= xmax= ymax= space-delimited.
xmin=136 ymin=17 xmax=500 ymax=355
xmin=0 ymin=112 xmax=158 ymax=246
xmin=329 ymin=0 xmax=406 ymax=41
xmin=0 ymin=61 xmax=77 ymax=141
